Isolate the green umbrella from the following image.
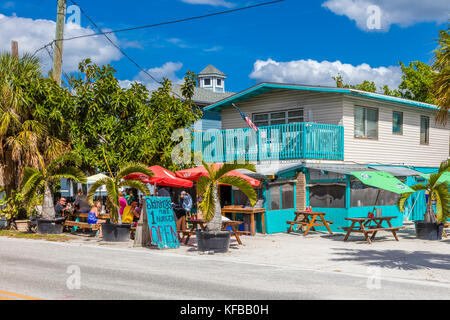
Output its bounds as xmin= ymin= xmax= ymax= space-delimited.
xmin=351 ymin=171 xmax=414 ymax=194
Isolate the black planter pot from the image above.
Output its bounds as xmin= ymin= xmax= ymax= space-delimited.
xmin=101 ymin=222 xmax=131 ymax=242
xmin=37 ymin=217 xmax=66 ymax=234
xmin=415 ymin=221 xmax=444 ymax=240
xmin=196 ymin=230 xmax=231 ymax=253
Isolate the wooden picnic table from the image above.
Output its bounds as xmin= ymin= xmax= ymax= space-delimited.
xmin=340 ymin=216 xmax=404 ymax=244
xmin=63 ymin=212 xmax=110 ymax=234
xmin=182 ymin=218 xmax=247 ymax=245
xmin=221 ymin=206 xmax=266 ymax=236
xmin=287 ymin=211 xmax=334 ymax=236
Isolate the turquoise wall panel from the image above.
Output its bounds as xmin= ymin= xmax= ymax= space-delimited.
xmin=264 ymin=209 xmax=297 ymax=234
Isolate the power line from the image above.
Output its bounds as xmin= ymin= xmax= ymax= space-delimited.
xmin=69 ymin=0 xmax=168 ymax=93
xmin=59 ymin=0 xmax=285 ymax=42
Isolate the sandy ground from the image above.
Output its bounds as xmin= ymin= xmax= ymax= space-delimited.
xmin=66 ymin=221 xmax=450 ymax=286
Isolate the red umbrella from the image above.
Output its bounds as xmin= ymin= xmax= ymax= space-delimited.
xmin=124 ymin=165 xmax=193 ymax=188
xmin=175 ymin=164 xmax=261 ymax=187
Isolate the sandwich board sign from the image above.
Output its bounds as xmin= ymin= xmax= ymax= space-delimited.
xmin=145 ymin=196 xmax=180 ymax=249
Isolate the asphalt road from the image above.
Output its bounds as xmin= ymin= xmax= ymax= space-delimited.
xmin=0 ymin=237 xmax=448 ymax=300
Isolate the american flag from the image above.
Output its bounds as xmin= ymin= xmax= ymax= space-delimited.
xmin=232 ymin=103 xmax=259 ymax=132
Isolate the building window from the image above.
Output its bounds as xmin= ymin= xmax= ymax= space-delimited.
xmin=309 ymin=184 xmax=346 ymax=208
xmin=350 ymin=180 xmax=400 ymax=207
xmin=354 ymin=106 xmax=378 ymax=139
xmin=393 ymin=111 xmax=403 ymax=135
xmin=204 ymin=78 xmax=211 ymax=86
xmin=253 ymin=108 xmax=304 ymax=127
xmin=268 ymin=183 xmax=295 ymax=211
xmin=216 ymin=79 xmax=222 ymax=86
xmin=420 ymin=116 xmax=430 ymax=145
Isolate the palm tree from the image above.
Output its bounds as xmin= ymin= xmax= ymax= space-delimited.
xmin=433 ymin=25 xmax=450 ymax=125
xmin=398 ymin=159 xmax=450 ymax=224
xmin=0 ymin=52 xmax=72 ymax=197
xmin=87 ymin=163 xmax=153 ymax=224
xmin=21 ymin=151 xmax=87 ymax=220
xmin=197 ymin=161 xmax=257 ymax=231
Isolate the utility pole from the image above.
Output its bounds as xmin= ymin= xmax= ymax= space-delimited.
xmin=11 ymin=40 xmax=18 ymax=58
xmin=52 ymin=0 xmax=67 ymax=85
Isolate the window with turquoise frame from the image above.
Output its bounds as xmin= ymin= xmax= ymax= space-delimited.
xmin=268 ymin=183 xmax=295 ymax=210
xmin=392 ymin=111 xmax=403 ymax=135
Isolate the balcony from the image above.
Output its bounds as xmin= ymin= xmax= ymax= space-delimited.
xmin=193 ymin=122 xmax=344 ymax=163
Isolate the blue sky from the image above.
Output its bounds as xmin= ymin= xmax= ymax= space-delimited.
xmin=0 ymin=0 xmax=448 ymax=92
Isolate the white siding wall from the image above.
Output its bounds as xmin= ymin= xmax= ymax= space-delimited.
xmin=221 ymin=90 xmax=344 ymax=130
xmin=343 ymin=95 xmax=450 ymax=167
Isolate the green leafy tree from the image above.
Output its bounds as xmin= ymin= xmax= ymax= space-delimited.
xmin=68 ymin=60 xmax=201 ymax=173
xmin=87 ymin=163 xmax=152 ymax=224
xmin=398 ymin=160 xmax=449 ymax=224
xmin=0 ymin=52 xmax=74 ymax=198
xmin=21 ymin=152 xmax=87 ymax=220
xmin=398 ymin=61 xmax=437 ymax=104
xmin=197 ymin=162 xmax=257 ymax=231
xmin=432 ymin=25 xmax=450 ymax=125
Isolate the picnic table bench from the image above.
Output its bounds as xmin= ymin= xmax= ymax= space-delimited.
xmin=182 ymin=219 xmax=248 ymax=245
xmin=340 ymin=216 xmax=404 ymax=244
xmin=287 ymin=211 xmax=334 ymax=236
xmin=222 ymin=206 xmax=266 ymax=236
xmin=63 ymin=212 xmax=110 ymax=234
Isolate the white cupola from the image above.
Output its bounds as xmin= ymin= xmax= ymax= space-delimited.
xmin=198 ymin=65 xmax=226 ymax=93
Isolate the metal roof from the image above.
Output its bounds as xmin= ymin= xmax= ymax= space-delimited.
xmin=368 ymin=166 xmax=424 ymax=177
xmin=198 ymin=65 xmax=226 ymax=77
xmin=204 ymin=82 xmax=439 ymax=112
xmin=171 ymin=84 xmax=234 ymax=105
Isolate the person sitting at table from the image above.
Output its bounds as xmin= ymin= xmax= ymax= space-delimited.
xmin=119 ymin=191 xmax=127 ymax=221
xmin=74 ymin=190 xmax=91 ymax=214
xmin=54 ymin=198 xmax=67 ymax=218
xmin=88 ymin=201 xmax=106 ymax=238
xmin=122 ymin=201 xmax=139 ymax=225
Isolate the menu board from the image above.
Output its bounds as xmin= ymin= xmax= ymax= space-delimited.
xmin=145 ymin=196 xmax=180 ymax=249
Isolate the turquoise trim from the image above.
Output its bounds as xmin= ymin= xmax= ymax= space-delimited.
xmin=205 ymin=83 xmax=438 ymax=113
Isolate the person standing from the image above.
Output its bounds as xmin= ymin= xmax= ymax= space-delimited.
xmin=74 ymin=190 xmax=91 ymax=214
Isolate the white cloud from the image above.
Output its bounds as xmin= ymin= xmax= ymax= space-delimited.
xmin=181 ymin=0 xmax=235 ymax=8
xmin=120 ymin=61 xmax=184 ymax=91
xmin=0 ymin=13 xmax=122 ymax=73
xmin=249 ymin=58 xmax=403 ymax=90
xmin=322 ymin=0 xmax=450 ymax=31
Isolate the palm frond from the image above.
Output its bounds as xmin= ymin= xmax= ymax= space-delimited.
xmin=47 ymin=151 xmax=83 ymax=175
xmin=118 ymin=180 xmax=150 ymax=197
xmin=87 ymin=177 xmax=112 ymax=205
xmin=202 ymin=160 xmax=214 ymax=179
xmin=434 ymin=182 xmax=449 ymax=223
xmin=215 ymin=163 xmax=256 ymax=181
xmin=116 ymin=162 xmax=153 ymax=181
xmin=21 ymin=169 xmax=44 ymax=199
xmin=196 ymin=176 xmax=212 ymax=195
xmin=198 ymin=183 xmax=216 ymax=222
xmin=50 ymin=166 xmax=87 ymax=184
xmin=218 ymin=175 xmax=257 ymax=207
xmin=397 ymin=192 xmax=415 ymax=213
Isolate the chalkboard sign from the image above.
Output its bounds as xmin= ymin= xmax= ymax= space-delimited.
xmin=145 ymin=196 xmax=180 ymax=249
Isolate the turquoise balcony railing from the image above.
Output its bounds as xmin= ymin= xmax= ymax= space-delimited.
xmin=193 ymin=122 xmax=344 ymax=162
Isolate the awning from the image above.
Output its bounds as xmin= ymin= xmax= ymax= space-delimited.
xmin=86 ymin=173 xmax=109 ymax=184
xmin=175 ymin=164 xmax=261 ymax=187
xmin=351 ymin=171 xmax=414 ymax=194
xmin=368 ymin=166 xmax=423 ymax=177
xmin=125 ymin=166 xmax=193 ymax=188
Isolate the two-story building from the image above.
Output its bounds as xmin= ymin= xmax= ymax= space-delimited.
xmin=193 ymin=82 xmax=449 ymax=234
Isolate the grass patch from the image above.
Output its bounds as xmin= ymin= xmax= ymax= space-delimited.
xmin=0 ymin=230 xmax=75 ymax=242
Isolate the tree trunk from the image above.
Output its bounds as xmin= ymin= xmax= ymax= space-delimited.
xmin=424 ymin=197 xmax=436 ymax=224
xmin=206 ymin=184 xmax=222 ymax=231
xmin=42 ymin=183 xmax=55 ymax=220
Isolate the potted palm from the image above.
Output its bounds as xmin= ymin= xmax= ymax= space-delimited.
xmin=196 ymin=161 xmax=257 ymax=253
xmin=21 ymin=152 xmax=87 ymax=234
xmin=399 ymin=159 xmax=449 ymax=240
xmin=87 ymin=162 xmax=152 ymax=242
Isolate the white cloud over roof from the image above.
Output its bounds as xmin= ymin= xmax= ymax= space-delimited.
xmin=249 ymin=58 xmax=403 ymax=89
